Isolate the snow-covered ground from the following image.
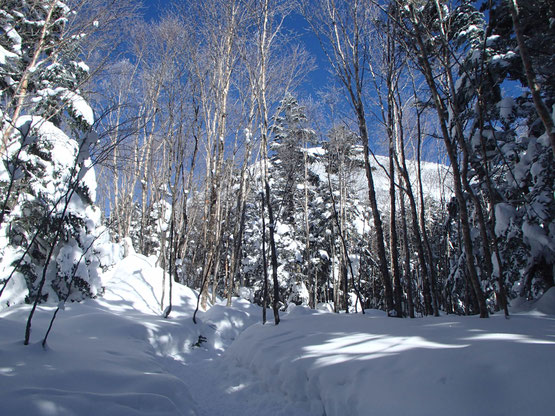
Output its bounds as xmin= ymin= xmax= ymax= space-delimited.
xmin=1 ymin=254 xmax=554 ymax=415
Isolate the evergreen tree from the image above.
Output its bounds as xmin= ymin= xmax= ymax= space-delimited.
xmin=477 ymin=0 xmax=555 ymax=299
xmin=0 ymin=0 xmax=103 ymax=308
xmin=267 ymin=94 xmax=317 ymax=306
xmin=270 ymin=93 xmax=314 ymax=224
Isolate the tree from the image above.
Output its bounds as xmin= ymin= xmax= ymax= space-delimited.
xmin=302 ymin=0 xmax=395 ymax=314
xmin=394 ymin=0 xmax=490 ymax=317
xmin=0 ymin=1 xmax=106 ymax=344
xmin=268 ymin=94 xmax=317 ymax=305
xmin=185 ymin=0 xmax=249 ymax=312
xmin=474 ymin=0 xmax=554 ymax=301
xmin=506 ymin=0 xmax=555 ymax=158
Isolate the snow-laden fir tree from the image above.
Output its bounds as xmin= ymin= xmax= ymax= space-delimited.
xmin=0 ymin=0 xmax=106 ymax=308
xmin=321 ymin=125 xmax=369 ymax=312
xmin=268 ymin=93 xmax=317 ymax=306
xmin=395 ymin=0 xmax=553 ymax=313
xmin=476 ymin=0 xmax=555 ymax=300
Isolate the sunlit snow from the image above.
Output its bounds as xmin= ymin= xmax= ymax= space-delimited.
xmin=1 ymin=254 xmax=554 ymax=416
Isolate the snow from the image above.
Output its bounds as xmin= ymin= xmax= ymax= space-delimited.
xmin=3 ymin=22 xmax=22 ymax=54
xmin=513 ymin=287 xmax=555 ymax=315
xmin=32 ymin=87 xmax=94 ymax=127
xmin=0 ymin=266 xmax=27 ymax=307
xmin=1 ymin=254 xmax=554 ymax=416
xmin=16 ymin=115 xmax=78 ymax=162
xmin=305 ymin=145 xmax=450 ymax=210
xmin=63 ymin=90 xmax=94 ymax=127
xmin=522 ymin=220 xmax=552 ymax=260
xmin=486 ymin=34 xmax=501 ymax=46
xmin=0 ymin=44 xmax=17 ymax=64
xmin=494 ymin=202 xmax=516 ymax=236
xmin=458 ymin=24 xmax=480 ymax=39
xmin=491 ymin=51 xmax=517 ymax=67
xmin=498 ymin=96 xmax=514 ymax=122
xmin=227 ymin=310 xmax=555 ymax=416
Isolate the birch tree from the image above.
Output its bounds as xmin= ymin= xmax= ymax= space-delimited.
xmin=302 ymin=0 xmax=395 ymax=314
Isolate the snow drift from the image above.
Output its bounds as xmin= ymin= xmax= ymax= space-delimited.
xmin=226 ymin=309 xmax=555 ymax=416
xmin=1 ymin=254 xmax=554 ymax=416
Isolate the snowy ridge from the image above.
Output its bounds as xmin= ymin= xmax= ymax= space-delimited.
xmin=305 ymin=145 xmax=451 ymax=208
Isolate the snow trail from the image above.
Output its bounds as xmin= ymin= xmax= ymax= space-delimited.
xmin=168 ymin=358 xmax=318 ymax=416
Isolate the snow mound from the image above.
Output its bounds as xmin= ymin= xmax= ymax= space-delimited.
xmin=200 ymin=299 xmax=262 ymax=352
xmin=100 ymin=253 xmax=198 ymax=316
xmin=0 ymin=253 xmax=261 ymax=416
xmin=533 ymin=287 xmax=555 ymax=314
xmin=226 ymin=312 xmax=555 ymax=416
xmin=512 ymin=287 xmax=555 ymax=315
xmin=511 ymin=287 xmax=555 ymax=315
xmin=285 ymin=303 xmax=324 ymax=317
xmin=0 ymin=301 xmax=198 ymax=416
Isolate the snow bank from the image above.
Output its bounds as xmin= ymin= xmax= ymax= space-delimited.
xmin=200 ymin=298 xmax=262 ymax=353
xmin=99 ymin=253 xmax=197 ymax=315
xmin=226 ymin=309 xmax=555 ymax=416
xmin=0 ymin=253 xmax=261 ymax=416
xmin=511 ymin=286 xmax=555 ymax=315
xmin=2 ymin=253 xmax=554 ymax=416
xmin=532 ymin=287 xmax=555 ymax=314
xmin=0 ymin=302 xmax=198 ymax=416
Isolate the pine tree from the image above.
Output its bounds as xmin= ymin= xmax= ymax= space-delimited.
xmin=478 ymin=0 xmax=555 ymax=300
xmin=268 ymin=93 xmax=317 ymax=306
xmin=0 ymin=0 xmax=103 ymax=310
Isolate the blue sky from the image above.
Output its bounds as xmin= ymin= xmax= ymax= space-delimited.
xmin=140 ymin=0 xmax=331 ymax=100
xmin=137 ymin=1 xmax=436 ymax=160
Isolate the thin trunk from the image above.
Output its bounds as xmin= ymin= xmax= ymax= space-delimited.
xmin=327 ymin=162 xmax=365 ymax=314
xmin=159 ymin=223 xmax=167 ymax=311
xmin=385 ymin=12 xmax=403 ymax=317
xmin=410 ymin=6 xmax=488 ymax=317
xmin=476 ymin=95 xmax=509 ymax=317
xmin=265 ymin=179 xmax=280 ymax=325
xmin=2 ymin=1 xmax=57 ymax=153
xmin=331 ymin=224 xmax=338 ymax=312
xmin=199 ymin=4 xmax=238 ymax=310
xmin=228 ymin=123 xmax=254 ymax=305
xmin=357 ymin=107 xmax=394 ymax=313
xmin=393 ymin=98 xmax=434 ymax=316
xmin=323 ymin=2 xmax=393 ymax=313
xmin=258 ymin=0 xmax=280 ymax=325
xmin=388 ymin=146 xmax=403 ymax=317
xmin=261 ymin=192 xmax=268 ymax=324
xmin=414 ymin=101 xmax=440 ymax=316
xmin=303 ymin=149 xmax=313 ymax=308
xmin=400 ymin=192 xmax=415 ymax=318
xmin=164 ymin=218 xmax=174 ymax=318
xmin=25 ymin=185 xmax=77 ymax=345
xmin=387 ymin=77 xmax=403 ymax=316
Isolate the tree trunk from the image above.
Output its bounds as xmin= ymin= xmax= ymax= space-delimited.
xmin=409 ymin=6 xmax=488 ymax=317
xmin=400 ymin=192 xmax=415 ymax=318
xmin=261 ymin=192 xmax=269 ymax=324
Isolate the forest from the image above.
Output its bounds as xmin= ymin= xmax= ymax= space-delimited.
xmin=1 ymin=0 xmax=554 ymax=326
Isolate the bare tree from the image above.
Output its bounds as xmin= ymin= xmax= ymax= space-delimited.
xmin=301 ymin=0 xmax=395 ymax=313
xmin=396 ymin=1 xmax=488 ymax=317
